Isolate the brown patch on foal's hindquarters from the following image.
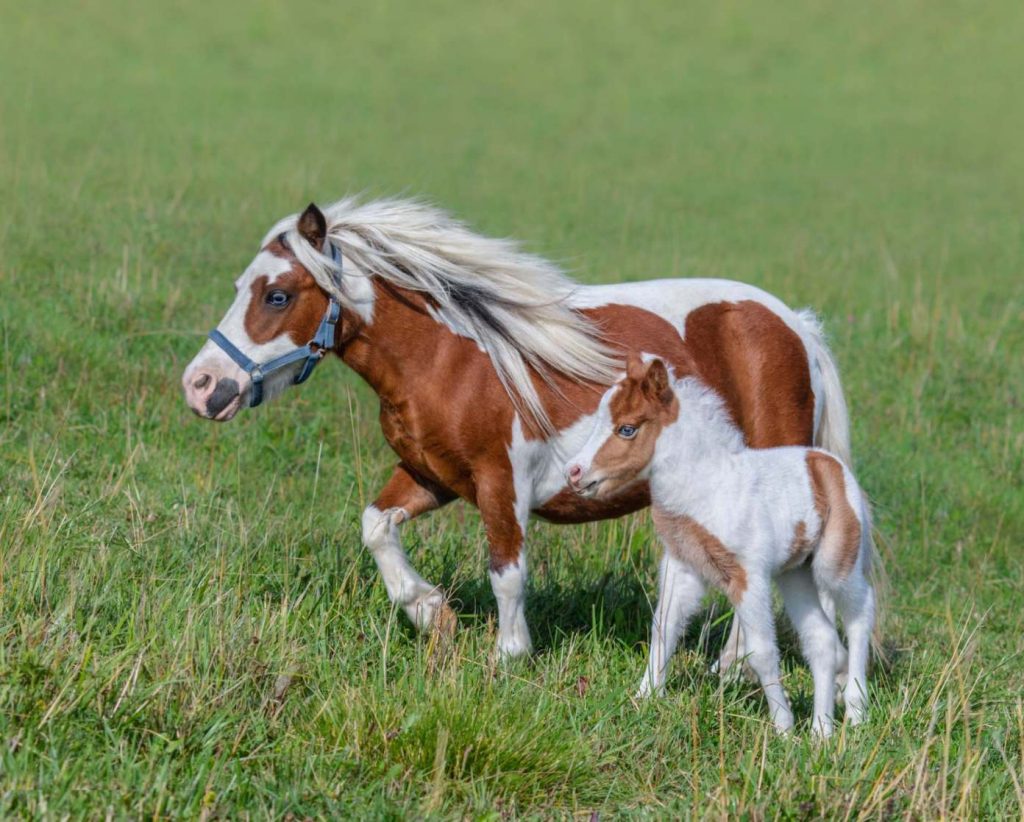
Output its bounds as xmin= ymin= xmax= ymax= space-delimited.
xmin=684 ymin=300 xmax=814 ymax=448
xmin=652 ymin=507 xmax=748 ymax=602
xmin=785 ymin=520 xmax=816 ymax=568
xmin=806 ymin=451 xmax=861 ymax=578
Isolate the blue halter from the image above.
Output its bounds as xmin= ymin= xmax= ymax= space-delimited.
xmin=207 ymin=243 xmax=343 ymax=408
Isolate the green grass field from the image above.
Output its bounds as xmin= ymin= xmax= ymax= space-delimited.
xmin=2 ymin=0 xmax=1022 ymax=817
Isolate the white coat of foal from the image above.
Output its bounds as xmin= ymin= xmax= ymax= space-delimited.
xmin=565 ymin=356 xmax=875 ymax=736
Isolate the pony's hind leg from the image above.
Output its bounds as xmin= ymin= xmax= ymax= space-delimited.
xmin=636 ymin=551 xmax=706 ymax=698
xmin=777 ymin=565 xmax=839 ymax=738
xmin=734 ymin=579 xmax=794 ymax=733
xmin=362 ymin=464 xmax=456 ymax=632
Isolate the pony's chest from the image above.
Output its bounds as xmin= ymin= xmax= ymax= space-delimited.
xmin=377 ymin=398 xmax=476 ymax=497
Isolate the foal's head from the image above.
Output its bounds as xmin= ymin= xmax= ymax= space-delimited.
xmin=182 ymin=204 xmax=338 ymax=420
xmin=565 ymin=356 xmax=678 ymax=498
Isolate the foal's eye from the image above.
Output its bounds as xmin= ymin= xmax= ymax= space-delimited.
xmin=266 ymin=289 xmax=290 ymax=308
xmin=616 ymin=424 xmax=639 ymax=439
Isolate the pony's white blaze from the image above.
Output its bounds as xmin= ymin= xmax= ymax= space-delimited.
xmin=182 ymin=251 xmax=297 ymax=418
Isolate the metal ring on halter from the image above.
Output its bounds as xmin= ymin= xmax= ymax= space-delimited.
xmin=207 ymin=241 xmax=343 ymax=408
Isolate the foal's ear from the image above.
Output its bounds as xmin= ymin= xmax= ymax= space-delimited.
xmin=625 ymin=352 xmax=646 ymax=381
xmin=641 ymin=359 xmax=673 ymax=406
xmin=297 ymin=203 xmax=328 ymax=249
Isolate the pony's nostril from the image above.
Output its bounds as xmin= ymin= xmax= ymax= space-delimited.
xmin=568 ymin=464 xmax=582 ymax=481
xmin=206 ymin=378 xmax=241 ymax=417
xmin=193 ymin=373 xmax=212 ymax=391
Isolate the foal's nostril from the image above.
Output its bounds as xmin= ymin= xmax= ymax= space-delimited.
xmin=206 ymin=378 xmax=241 ymax=417
xmin=193 ymin=373 xmax=212 ymax=391
xmin=568 ymin=464 xmax=582 ymax=482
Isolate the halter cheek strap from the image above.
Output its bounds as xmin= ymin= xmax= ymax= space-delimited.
xmin=207 ymin=242 xmax=343 ymax=408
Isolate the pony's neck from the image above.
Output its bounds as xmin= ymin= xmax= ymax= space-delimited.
xmin=336 ymin=280 xmax=437 ymax=401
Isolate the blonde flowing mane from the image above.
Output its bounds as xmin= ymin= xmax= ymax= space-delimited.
xmin=264 ymin=197 xmax=622 ymax=434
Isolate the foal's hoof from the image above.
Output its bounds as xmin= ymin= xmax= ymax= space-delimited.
xmin=712 ymin=655 xmax=759 ymax=684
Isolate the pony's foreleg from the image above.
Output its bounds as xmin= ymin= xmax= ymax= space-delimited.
xmin=636 ymin=551 xmax=706 ymax=698
xmin=362 ymin=464 xmax=455 ymax=632
xmin=477 ymin=477 xmax=532 ymax=660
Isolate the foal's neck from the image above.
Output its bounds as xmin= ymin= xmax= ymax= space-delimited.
xmin=652 ymin=378 xmax=745 ymax=473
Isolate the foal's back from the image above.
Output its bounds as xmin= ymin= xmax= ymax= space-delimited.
xmin=654 ymin=434 xmax=865 ymax=578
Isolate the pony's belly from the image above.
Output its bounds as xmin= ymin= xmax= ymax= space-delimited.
xmin=531 ymin=483 xmax=650 ymax=524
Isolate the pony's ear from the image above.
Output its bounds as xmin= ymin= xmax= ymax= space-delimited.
xmin=297 ymin=203 xmax=328 ymax=249
xmin=641 ymin=359 xmax=672 ymax=406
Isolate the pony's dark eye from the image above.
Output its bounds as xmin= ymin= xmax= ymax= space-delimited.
xmin=266 ymin=289 xmax=290 ymax=308
xmin=616 ymin=424 xmax=639 ymax=439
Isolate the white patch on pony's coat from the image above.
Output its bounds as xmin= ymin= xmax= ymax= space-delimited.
xmin=361 ymin=504 xmax=445 ymax=631
xmin=490 ymin=558 xmax=532 ymax=658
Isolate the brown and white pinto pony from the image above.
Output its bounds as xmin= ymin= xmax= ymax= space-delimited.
xmin=182 ymin=198 xmax=852 ymax=664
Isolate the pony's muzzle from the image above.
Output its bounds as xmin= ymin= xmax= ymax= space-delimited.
xmin=184 ymin=369 xmax=241 ymax=421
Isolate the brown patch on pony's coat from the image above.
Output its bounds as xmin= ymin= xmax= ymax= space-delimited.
xmin=373 ymin=462 xmax=456 ymax=520
xmin=684 ymin=300 xmax=814 ymax=449
xmin=806 ymin=451 xmax=861 ymax=579
xmin=243 ymin=239 xmax=333 ymax=348
xmin=652 ymin=507 xmax=748 ymax=603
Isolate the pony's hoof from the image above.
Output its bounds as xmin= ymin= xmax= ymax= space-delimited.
xmin=406 ymin=590 xmax=450 ymax=633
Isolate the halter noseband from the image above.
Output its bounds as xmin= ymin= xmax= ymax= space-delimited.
xmin=207 ymin=242 xmax=343 ymax=408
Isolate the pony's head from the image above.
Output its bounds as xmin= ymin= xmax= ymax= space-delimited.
xmin=182 ymin=203 xmax=341 ymax=420
xmin=564 ymin=356 xmax=679 ymax=498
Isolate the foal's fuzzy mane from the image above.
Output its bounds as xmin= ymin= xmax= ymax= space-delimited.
xmin=264 ymin=197 xmax=622 ymax=434
xmin=672 ymin=376 xmax=746 ymax=454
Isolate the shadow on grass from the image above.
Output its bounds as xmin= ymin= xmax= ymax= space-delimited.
xmin=440 ymin=567 xmax=743 ymax=665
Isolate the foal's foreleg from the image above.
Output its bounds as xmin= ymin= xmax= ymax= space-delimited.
xmin=636 ymin=552 xmax=706 ymax=698
xmin=734 ymin=580 xmax=794 ymax=734
xmin=362 ymin=464 xmax=455 ymax=631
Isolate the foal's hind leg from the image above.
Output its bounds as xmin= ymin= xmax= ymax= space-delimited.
xmin=636 ymin=552 xmax=706 ymax=698
xmin=777 ymin=566 xmax=840 ymax=737
xmin=362 ymin=464 xmax=456 ymax=632
xmin=834 ymin=579 xmax=875 ymax=726
xmin=818 ymin=590 xmax=850 ymax=692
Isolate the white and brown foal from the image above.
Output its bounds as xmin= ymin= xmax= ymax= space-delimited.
xmin=183 ymin=198 xmax=855 ymax=667
xmin=565 ymin=358 xmax=875 ymax=736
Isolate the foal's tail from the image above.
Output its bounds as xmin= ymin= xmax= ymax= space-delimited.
xmin=797 ymin=309 xmax=851 ymax=465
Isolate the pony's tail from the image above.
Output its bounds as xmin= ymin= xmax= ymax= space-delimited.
xmin=797 ymin=309 xmax=851 ymax=465
xmin=798 ymin=309 xmax=888 ymax=663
